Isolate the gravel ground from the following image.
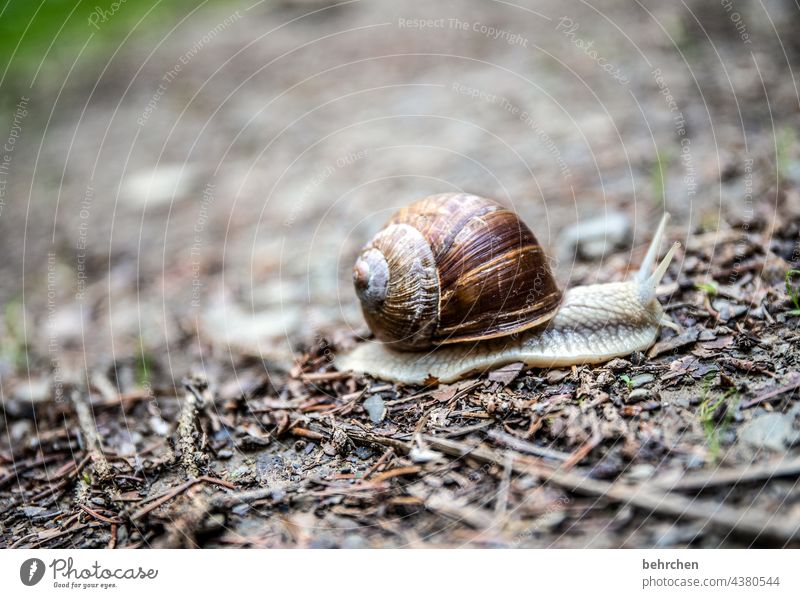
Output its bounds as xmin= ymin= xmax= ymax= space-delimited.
xmin=1 ymin=0 xmax=800 ymax=548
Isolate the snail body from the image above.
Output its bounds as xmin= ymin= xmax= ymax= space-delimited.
xmin=338 ymin=194 xmax=678 ymax=385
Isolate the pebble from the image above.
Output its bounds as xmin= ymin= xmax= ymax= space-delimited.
xmin=12 ymin=378 xmax=51 ymax=404
xmin=201 ymin=513 xmax=226 ymax=533
xmin=21 ymin=506 xmax=47 ymax=518
xmin=630 ymin=373 xmax=655 ymax=388
xmin=123 ymin=164 xmax=197 ymax=208
xmin=341 ymin=534 xmax=369 ymax=549
xmin=10 ymin=420 xmax=32 ymax=444
xmin=559 ymin=211 xmax=632 ymax=260
xmin=711 ymin=299 xmax=748 ymax=322
xmin=653 ymin=524 xmax=705 ymax=548
xmin=626 ymin=463 xmax=655 ymax=481
xmin=738 ymin=408 xmax=800 ymax=451
xmin=685 ymin=453 xmax=706 ymax=469
xmin=626 ymin=388 xmax=651 ymax=403
xmin=545 ymin=369 xmax=570 ymax=384
xmin=535 ymin=509 xmax=568 ymax=532
xmin=605 ymin=358 xmax=631 ymax=371
xmin=409 ymin=446 xmax=444 ymax=463
xmin=148 ymin=416 xmax=171 ymax=436
xmin=363 ymin=394 xmax=387 ymax=423
xmin=354 ymin=446 xmax=372 ymax=460
xmin=516 ymin=475 xmax=538 ymax=490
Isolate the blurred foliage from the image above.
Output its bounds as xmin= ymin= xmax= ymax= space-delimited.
xmin=698 ymin=373 xmax=739 ymax=462
xmin=2 ymin=297 xmax=28 ymax=371
xmin=650 ymin=148 xmax=671 ymax=206
xmin=135 ymin=338 xmax=157 ymax=387
xmin=786 ymin=269 xmax=800 ymax=316
xmin=694 ymin=281 xmax=718 ymax=296
xmin=0 ymin=0 xmax=227 ymax=101
xmin=776 ymin=125 xmax=797 ymax=182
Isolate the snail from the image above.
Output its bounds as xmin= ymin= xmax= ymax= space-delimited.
xmin=336 ymin=193 xmax=679 ymax=385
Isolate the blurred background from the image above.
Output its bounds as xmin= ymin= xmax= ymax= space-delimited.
xmin=1 ymin=0 xmax=799 ymax=387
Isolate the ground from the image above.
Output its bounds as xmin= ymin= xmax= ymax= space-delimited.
xmin=1 ymin=0 xmax=800 ymax=548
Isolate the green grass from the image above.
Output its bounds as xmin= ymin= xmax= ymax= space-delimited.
xmin=786 ymin=269 xmax=800 ymax=316
xmin=0 ymin=0 xmax=228 ymax=102
xmin=694 ymin=281 xmax=718 ymax=296
xmin=668 ymin=14 xmax=699 ymax=61
xmin=650 ymin=149 xmax=671 ymax=206
xmin=698 ymin=373 xmax=739 ymax=461
xmin=136 ymin=340 xmax=156 ymax=387
xmin=2 ymin=297 xmax=28 ymax=371
xmin=776 ymin=126 xmax=796 ymax=182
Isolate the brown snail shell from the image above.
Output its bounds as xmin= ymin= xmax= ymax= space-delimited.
xmin=352 ymin=193 xmax=563 ymax=350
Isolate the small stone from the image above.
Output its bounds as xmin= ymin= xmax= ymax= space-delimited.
xmin=648 ymin=326 xmax=701 ymax=358
xmin=13 ymin=378 xmax=51 ymax=404
xmin=21 ymin=506 xmax=47 ymax=518
xmin=711 ymin=299 xmax=748 ymax=322
xmin=626 ymin=463 xmax=655 ymax=481
xmin=488 ymin=362 xmax=525 ymax=385
xmin=534 ymin=509 xmax=568 ymax=532
xmin=148 ymin=416 xmax=171 ymax=436
xmin=363 ymin=394 xmax=386 ymax=423
xmin=685 ymin=453 xmax=705 ymax=469
xmin=739 ymin=409 xmax=800 ymax=452
xmin=331 ymin=428 xmax=349 ymax=454
xmin=560 ymin=211 xmax=632 ymax=261
xmin=354 ymin=446 xmax=372 ymax=460
xmin=626 ymin=388 xmax=651 ymax=403
xmin=697 ymin=329 xmax=717 ymax=342
xmin=341 ymin=534 xmax=368 ymax=549
xmin=630 ymin=373 xmax=655 ymax=388
xmin=201 ymin=513 xmax=226 ymax=533
xmin=546 ymin=369 xmax=570 ymax=384
xmin=409 ymin=446 xmax=444 ymax=463
xmin=10 ymin=420 xmax=32 ymax=444
xmin=641 ymin=400 xmax=662 ymax=411
xmin=516 ymin=475 xmax=538 ymax=490
xmin=605 ymin=358 xmax=631 ymax=371
xmin=124 ymin=163 xmax=197 ymax=208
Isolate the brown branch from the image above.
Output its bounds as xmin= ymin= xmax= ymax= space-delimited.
xmin=739 ymin=374 xmax=800 ymax=409
xmin=346 ymin=428 xmax=800 ymax=545
xmin=71 ymin=391 xmax=112 ymax=481
xmin=656 ymin=458 xmax=800 ymax=492
xmin=370 ymin=465 xmax=421 ymax=484
xmin=131 ymin=476 xmax=236 ymax=521
xmin=79 ymin=504 xmax=123 ymax=525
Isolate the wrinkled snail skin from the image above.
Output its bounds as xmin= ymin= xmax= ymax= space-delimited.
xmin=336 ymin=281 xmax=665 ymax=385
xmin=338 ymin=194 xmax=679 ymax=385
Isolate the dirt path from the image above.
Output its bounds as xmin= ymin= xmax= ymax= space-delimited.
xmin=1 ymin=0 xmax=799 ymax=548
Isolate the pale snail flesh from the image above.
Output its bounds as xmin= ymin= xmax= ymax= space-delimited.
xmin=337 ymin=194 xmax=679 ymax=385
